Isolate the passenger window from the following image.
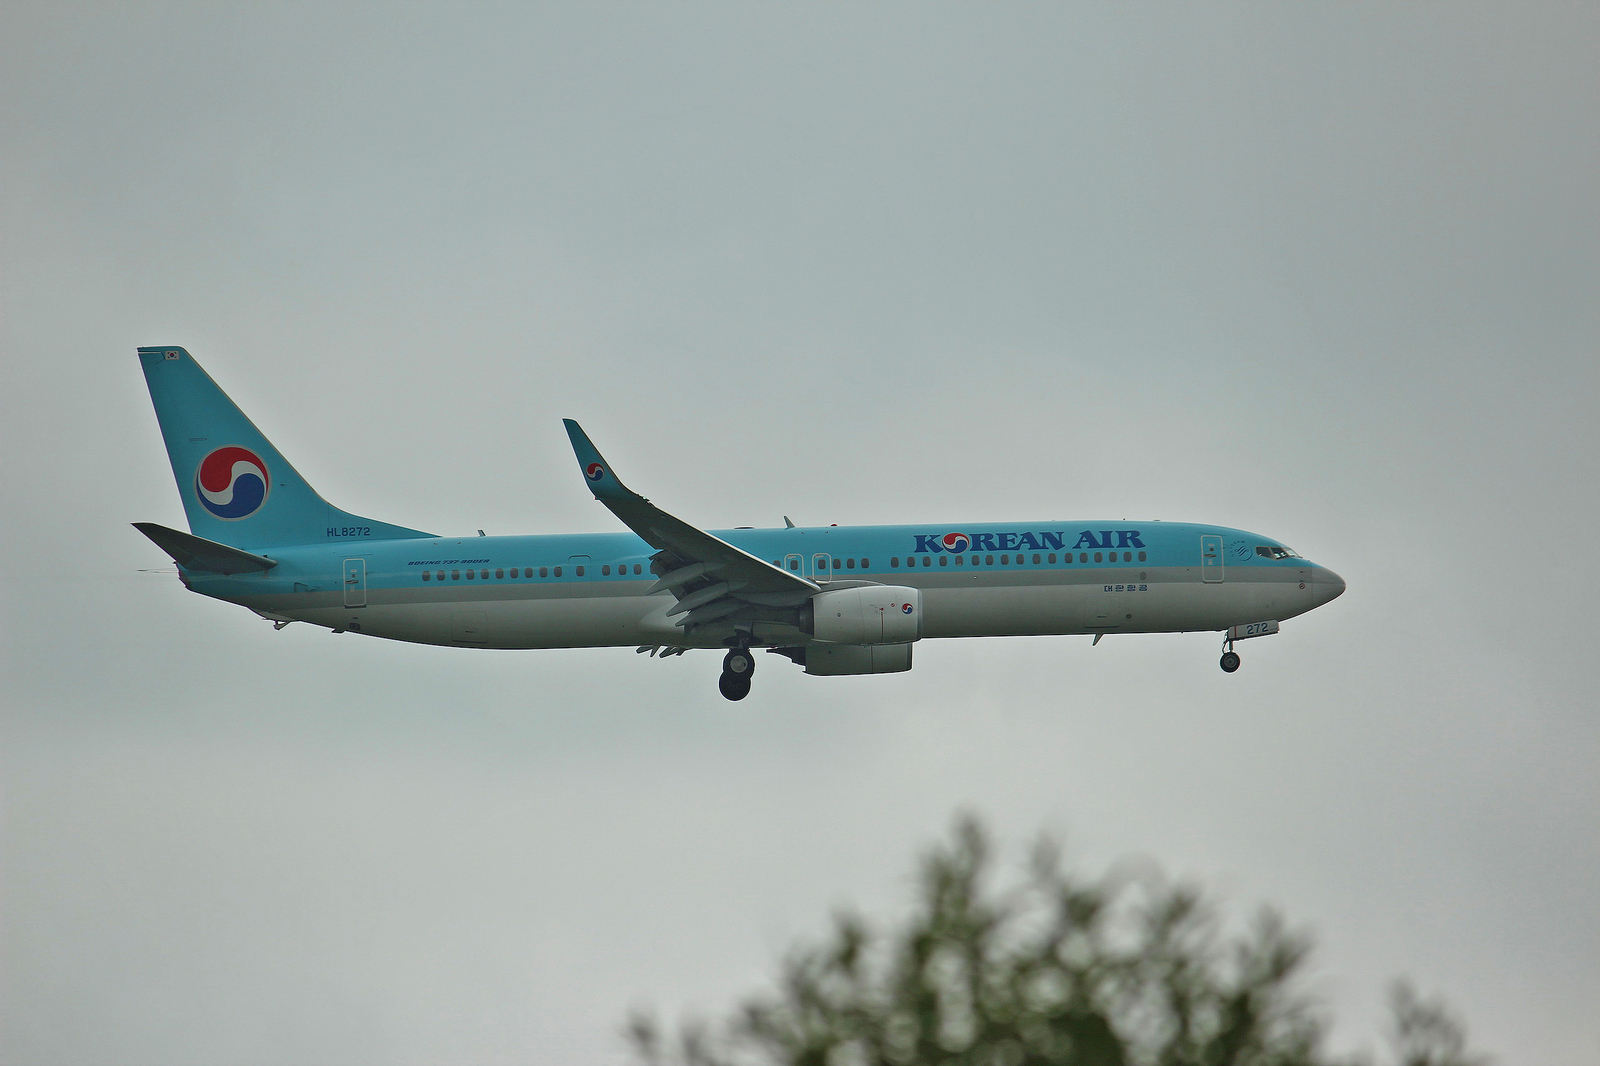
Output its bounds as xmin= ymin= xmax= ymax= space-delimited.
xmin=1123 ymin=552 xmax=1132 ymax=562
xmin=791 ymin=559 xmax=802 ymax=570
xmin=466 ymin=570 xmax=475 ymax=579
xmin=862 ymin=558 xmax=869 ymax=568
xmin=1033 ymin=554 xmax=1041 ymax=564
xmin=495 ymin=569 xmax=504 ymax=579
xmin=634 ymin=564 xmax=642 ymax=575
xmin=922 ymin=556 xmax=931 ymax=567
xmin=553 ymin=566 xmax=562 ymax=577
xmin=1048 ymin=553 xmax=1056 ymax=564
xmin=891 ymin=557 xmax=899 ymax=567
xmin=575 ymin=566 xmax=584 ymax=576
xmin=422 ymin=571 xmax=431 ymax=580
xmin=481 ymin=570 xmax=489 ymax=579
xmin=1094 ymin=552 xmax=1103 ymax=563
xmin=437 ymin=570 xmax=445 ymax=581
xmin=846 ymin=559 xmax=855 ymax=570
xmin=1138 ymin=551 xmax=1146 ymax=562
xmin=602 ymin=565 xmax=611 ymax=575
xmin=985 ymin=555 xmax=994 ymax=565
xmin=539 ymin=567 xmax=548 ymax=578
xmin=938 ymin=556 xmax=947 ymax=566
xmin=1079 ymin=553 xmax=1088 ymax=563
xmin=1001 ymin=555 xmax=1010 ymax=565
xmin=955 ymin=555 xmax=964 ymax=565
xmin=451 ymin=570 xmax=460 ymax=580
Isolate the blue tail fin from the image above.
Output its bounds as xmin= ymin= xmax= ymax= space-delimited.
xmin=138 ymin=346 xmax=433 ymax=548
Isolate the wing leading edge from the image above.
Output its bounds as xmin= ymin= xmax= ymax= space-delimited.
xmin=562 ymin=420 xmax=818 ymax=634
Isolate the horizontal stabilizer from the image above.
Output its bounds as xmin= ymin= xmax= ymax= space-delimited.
xmin=133 ymin=522 xmax=278 ymax=574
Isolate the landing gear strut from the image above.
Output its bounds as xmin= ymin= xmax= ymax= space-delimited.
xmin=1219 ymin=631 xmax=1242 ymax=672
xmin=719 ymin=647 xmax=755 ymax=701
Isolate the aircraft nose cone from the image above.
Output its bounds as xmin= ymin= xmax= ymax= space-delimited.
xmin=1315 ymin=567 xmax=1346 ymax=606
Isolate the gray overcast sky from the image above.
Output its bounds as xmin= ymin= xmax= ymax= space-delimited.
xmin=3 ymin=3 xmax=1597 ymax=1064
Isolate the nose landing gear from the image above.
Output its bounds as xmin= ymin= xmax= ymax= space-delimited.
xmin=1218 ymin=620 xmax=1279 ymax=673
xmin=719 ymin=647 xmax=755 ymax=701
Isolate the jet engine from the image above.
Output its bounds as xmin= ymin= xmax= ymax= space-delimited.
xmin=806 ymin=585 xmax=922 ymax=645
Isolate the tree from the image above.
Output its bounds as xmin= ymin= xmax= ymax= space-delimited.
xmin=628 ymin=816 xmax=1484 ymax=1066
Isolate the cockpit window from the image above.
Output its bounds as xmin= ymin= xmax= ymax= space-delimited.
xmin=1255 ymin=545 xmax=1302 ymax=560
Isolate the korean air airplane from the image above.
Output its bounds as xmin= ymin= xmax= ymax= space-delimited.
xmin=133 ymin=347 xmax=1345 ymax=700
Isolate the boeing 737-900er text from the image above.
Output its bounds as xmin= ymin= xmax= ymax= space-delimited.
xmin=133 ymin=346 xmax=1346 ymax=700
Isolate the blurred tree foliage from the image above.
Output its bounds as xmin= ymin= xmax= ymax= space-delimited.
xmin=628 ymin=817 xmax=1485 ymax=1066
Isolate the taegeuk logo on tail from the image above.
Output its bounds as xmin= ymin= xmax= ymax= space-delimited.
xmin=195 ymin=446 xmax=270 ymax=520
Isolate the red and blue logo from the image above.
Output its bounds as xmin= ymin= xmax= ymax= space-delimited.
xmin=940 ymin=532 xmax=970 ymax=553
xmin=585 ymin=463 xmax=606 ymax=482
xmin=195 ymin=446 xmax=269 ymax=520
xmin=901 ymin=602 xmax=914 ymax=614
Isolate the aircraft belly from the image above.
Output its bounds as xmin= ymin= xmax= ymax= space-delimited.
xmin=383 ymin=596 xmax=658 ymax=649
xmin=920 ymin=582 xmax=1081 ymax=638
xmin=227 ymin=568 xmax=1316 ymax=649
xmin=237 ymin=589 xmax=665 ymax=649
xmin=921 ymin=571 xmax=1265 ymax=638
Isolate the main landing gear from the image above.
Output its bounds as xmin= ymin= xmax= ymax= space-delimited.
xmin=719 ymin=647 xmax=755 ymax=701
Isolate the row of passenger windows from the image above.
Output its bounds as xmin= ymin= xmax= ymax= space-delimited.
xmin=422 ymin=551 xmax=1151 ymax=582
xmin=892 ymin=551 xmax=1147 ymax=567
xmin=769 ymin=558 xmax=872 ymax=570
xmin=759 ymin=551 xmax=1150 ymax=572
xmin=421 ymin=563 xmax=645 ymax=581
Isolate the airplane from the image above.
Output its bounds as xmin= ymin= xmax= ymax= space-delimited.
xmin=133 ymin=346 xmax=1346 ymax=700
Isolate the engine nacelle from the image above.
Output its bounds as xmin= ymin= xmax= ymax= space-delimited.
xmin=808 ymin=585 xmax=922 ymax=645
xmin=804 ymin=642 xmax=913 ymax=675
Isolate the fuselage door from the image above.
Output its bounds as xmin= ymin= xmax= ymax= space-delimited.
xmin=1200 ymin=535 xmax=1224 ymax=583
xmin=784 ymin=554 xmax=803 ymax=579
xmin=812 ymin=553 xmax=831 ymax=585
xmin=343 ymin=558 xmax=367 ymax=607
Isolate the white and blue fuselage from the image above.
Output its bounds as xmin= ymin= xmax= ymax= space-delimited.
xmin=189 ymin=522 xmax=1343 ymax=649
xmin=134 ymin=346 xmax=1345 ymax=695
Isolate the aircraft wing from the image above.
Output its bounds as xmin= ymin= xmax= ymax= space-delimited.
xmin=563 ymin=420 xmax=818 ymax=633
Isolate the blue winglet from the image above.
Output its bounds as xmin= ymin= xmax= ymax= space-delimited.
xmin=562 ymin=419 xmax=636 ymax=502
